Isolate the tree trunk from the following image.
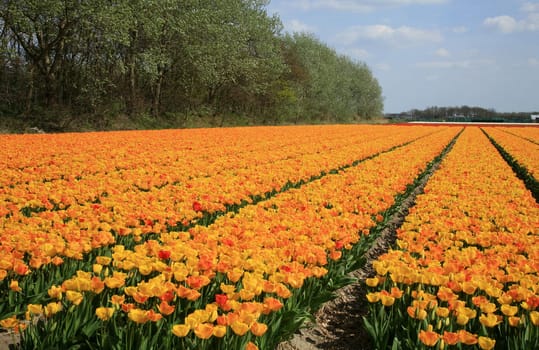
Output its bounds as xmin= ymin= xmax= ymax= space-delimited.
xmin=24 ymin=65 xmax=35 ymax=115
xmin=125 ymin=30 xmax=138 ymax=117
xmin=151 ymin=70 xmax=164 ymax=118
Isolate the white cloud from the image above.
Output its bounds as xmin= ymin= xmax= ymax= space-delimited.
xmin=292 ymin=0 xmax=372 ymax=12
xmin=374 ymin=63 xmax=391 ymax=71
xmin=525 ymin=12 xmax=539 ymax=30
xmin=529 ymin=58 xmax=539 ymax=67
xmin=379 ymin=0 xmax=447 ymax=3
xmin=435 ymin=48 xmax=450 ymax=57
xmin=337 ymin=24 xmax=442 ymax=46
xmin=417 ymin=59 xmax=495 ymax=69
xmin=451 ymin=26 xmax=469 ymax=33
xmin=484 ymin=15 xmax=519 ymax=33
xmin=521 ymin=2 xmax=539 ymax=12
xmin=484 ymin=12 xmax=539 ymax=33
xmin=418 ymin=61 xmax=472 ymax=69
xmin=286 ymin=19 xmax=316 ymax=33
xmin=288 ymin=0 xmax=448 ymax=13
xmin=346 ymin=48 xmax=371 ymax=59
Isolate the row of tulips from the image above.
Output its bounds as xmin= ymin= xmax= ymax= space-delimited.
xmin=1 ymin=126 xmax=437 ymax=214
xmin=498 ymin=127 xmax=539 ymax=145
xmin=483 ymin=127 xmax=539 ymax=201
xmin=364 ymin=127 xmax=539 ymax=349
xmin=1 ymin=126 xmax=356 ymax=186
xmin=483 ymin=127 xmax=539 ymax=179
xmin=0 ymin=126 xmax=442 ymax=284
xmin=0 ymin=126 xmax=461 ymax=349
xmin=0 ymin=125 xmax=428 ymax=187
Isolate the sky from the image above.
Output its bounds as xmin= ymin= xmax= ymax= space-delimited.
xmin=265 ymin=0 xmax=539 ymax=113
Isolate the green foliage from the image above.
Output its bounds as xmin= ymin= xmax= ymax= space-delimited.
xmin=279 ymin=33 xmax=383 ymax=123
xmin=0 ymin=0 xmax=384 ymax=131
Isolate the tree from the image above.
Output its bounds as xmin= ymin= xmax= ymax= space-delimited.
xmin=281 ymin=33 xmax=383 ymax=122
xmin=0 ymin=0 xmax=383 ymax=130
xmin=1 ymin=0 xmax=78 ymax=108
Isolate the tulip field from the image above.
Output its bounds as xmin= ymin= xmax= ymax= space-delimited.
xmin=364 ymin=127 xmax=539 ymax=350
xmin=0 ymin=125 xmax=538 ymax=349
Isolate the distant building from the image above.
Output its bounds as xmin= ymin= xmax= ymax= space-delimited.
xmin=532 ymin=114 xmax=539 ymax=122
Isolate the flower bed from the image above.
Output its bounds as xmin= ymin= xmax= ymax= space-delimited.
xmin=1 ymin=126 xmax=459 ymax=349
xmin=364 ymin=127 xmax=539 ymax=350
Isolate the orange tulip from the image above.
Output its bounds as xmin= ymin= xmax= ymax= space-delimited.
xmin=263 ymin=297 xmax=283 ymax=314
xmin=407 ymin=306 xmax=427 ymax=320
xmin=457 ymin=330 xmax=478 ymax=345
xmin=0 ymin=316 xmax=19 ymax=329
xmin=245 ymin=342 xmax=259 ymax=350
xmin=250 ymin=322 xmax=268 ymax=337
xmin=158 ymin=301 xmax=175 ymax=316
xmin=508 ymin=316 xmax=521 ymax=327
xmin=194 ymin=323 xmax=214 ymax=339
xmin=442 ymin=331 xmax=459 ymax=345
xmin=418 ymin=329 xmax=439 ymax=347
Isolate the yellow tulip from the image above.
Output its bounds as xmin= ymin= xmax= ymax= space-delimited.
xmin=365 ymin=277 xmax=379 ymax=287
xmin=27 ymin=304 xmax=43 ymax=316
xmin=479 ymin=313 xmax=501 ymax=328
xmin=172 ymin=324 xmax=190 ymax=337
xmin=95 ymin=307 xmax=114 ymax=321
xmin=230 ymin=321 xmax=250 ymax=336
xmin=380 ymin=294 xmax=395 ymax=307
xmin=456 ymin=313 xmax=469 ymax=326
xmin=93 ymin=264 xmax=103 ymax=274
xmin=44 ymin=302 xmax=62 ymax=317
xmin=213 ymin=325 xmax=227 ymax=338
xmin=478 ymin=336 xmax=496 ymax=350
xmin=435 ymin=307 xmax=449 ymax=318
xmin=128 ymin=308 xmax=149 ymax=324
xmin=96 ymin=256 xmax=112 ymax=265
xmin=530 ymin=311 xmax=539 ymax=326
xmin=500 ymin=304 xmax=518 ymax=317
xmin=366 ymin=292 xmax=380 ymax=303
xmin=66 ymin=291 xmax=84 ymax=306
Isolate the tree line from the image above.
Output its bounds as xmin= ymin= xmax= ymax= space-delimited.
xmin=389 ymin=106 xmax=537 ymax=123
xmin=0 ymin=0 xmax=383 ymax=131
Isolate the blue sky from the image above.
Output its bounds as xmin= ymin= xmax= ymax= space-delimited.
xmin=266 ymin=0 xmax=539 ymax=113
